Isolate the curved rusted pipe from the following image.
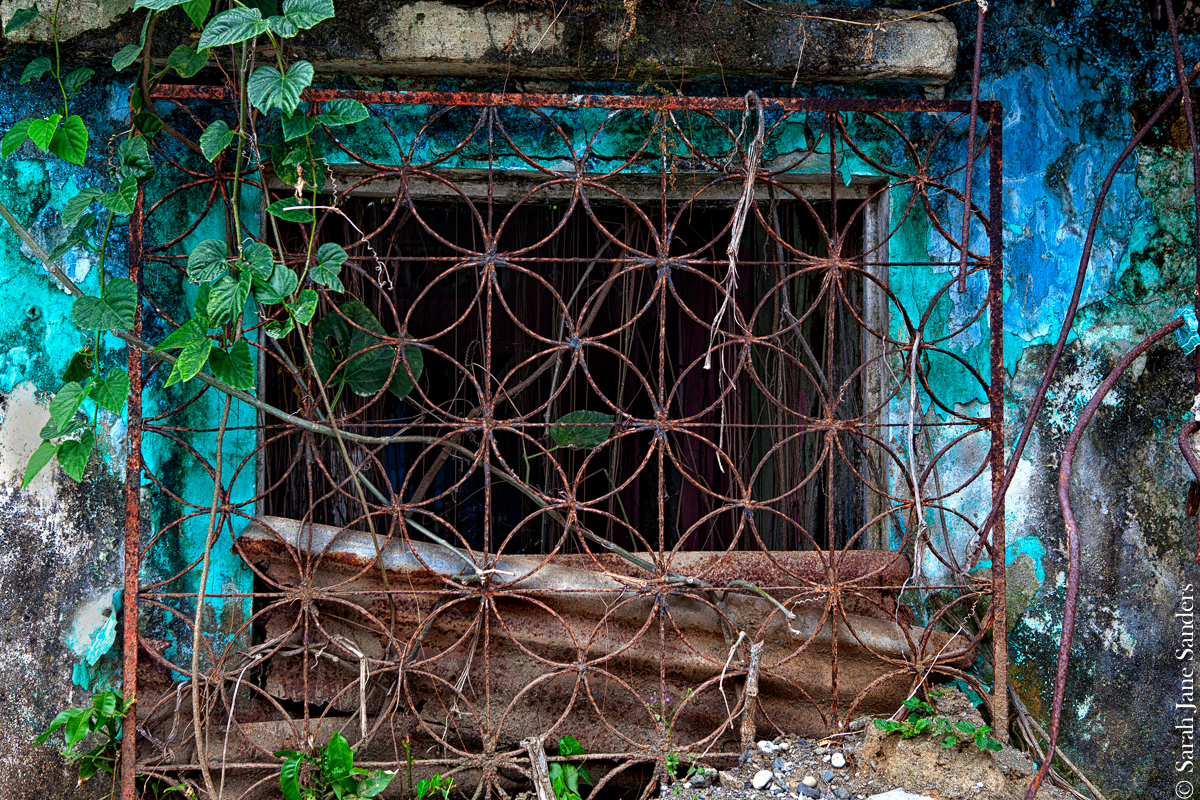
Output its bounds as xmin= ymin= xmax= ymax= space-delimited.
xmin=1025 ymin=317 xmax=1183 ymax=800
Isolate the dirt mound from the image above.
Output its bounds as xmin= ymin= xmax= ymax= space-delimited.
xmin=671 ymin=689 xmax=1075 ymax=800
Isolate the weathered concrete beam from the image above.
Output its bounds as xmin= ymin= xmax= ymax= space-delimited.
xmin=1 ymin=1 xmax=956 ymax=88
xmin=308 ymin=1 xmax=958 ymax=87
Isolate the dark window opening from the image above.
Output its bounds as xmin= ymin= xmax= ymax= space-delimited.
xmin=261 ymin=194 xmax=870 ymax=552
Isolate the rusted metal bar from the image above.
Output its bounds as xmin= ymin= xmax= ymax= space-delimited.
xmin=121 ymin=187 xmax=145 ymax=800
xmin=955 ymin=0 xmax=987 ymax=294
xmin=150 ymin=83 xmax=997 ymax=116
xmin=130 ymin=89 xmax=1008 ymax=799
xmin=986 ymin=100 xmax=1009 ymax=744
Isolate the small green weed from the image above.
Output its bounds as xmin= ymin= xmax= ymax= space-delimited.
xmin=35 ymin=691 xmax=192 ymax=797
xmin=274 ymin=732 xmax=397 ymax=800
xmin=417 ymin=774 xmax=455 ymax=800
xmin=35 ymin=691 xmax=131 ymax=786
xmin=548 ymin=736 xmax=591 ymax=800
xmin=874 ymin=696 xmax=1003 ymax=753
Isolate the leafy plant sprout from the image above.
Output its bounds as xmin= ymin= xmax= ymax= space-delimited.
xmin=873 ymin=695 xmax=1003 ymax=753
xmin=548 ymin=736 xmax=591 ymax=800
xmin=34 ymin=691 xmax=194 ymax=798
xmin=643 ymin=689 xmax=696 ymax=783
xmin=416 ymin=773 xmax=455 ymax=800
xmin=274 ymin=732 xmax=397 ymax=800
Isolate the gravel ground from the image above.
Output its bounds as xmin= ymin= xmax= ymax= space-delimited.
xmin=665 ymin=691 xmax=1076 ymax=800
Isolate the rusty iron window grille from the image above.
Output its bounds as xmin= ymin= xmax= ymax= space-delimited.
xmin=125 ymin=89 xmax=1005 ymax=800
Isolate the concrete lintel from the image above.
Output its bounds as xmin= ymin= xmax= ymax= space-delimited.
xmin=1 ymin=1 xmax=956 ymax=88
xmin=308 ymin=1 xmax=958 ymax=87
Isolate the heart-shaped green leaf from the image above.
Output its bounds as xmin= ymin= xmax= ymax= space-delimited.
xmin=47 ymin=240 xmax=77 ymax=262
xmin=265 ymin=317 xmax=295 ymax=339
xmin=23 ymin=441 xmax=59 ymax=488
xmin=387 ymin=345 xmax=423 ymax=399
xmin=164 ymin=340 xmax=212 ymax=387
xmin=319 ymin=99 xmax=369 ymax=128
xmin=197 ymin=6 xmax=268 ymax=48
xmin=266 ymin=14 xmax=298 ymax=37
xmin=112 ymin=44 xmax=142 ymax=72
xmin=91 ymin=368 xmax=131 ymax=414
xmin=58 ymin=431 xmax=94 ymax=482
xmin=241 ymin=240 xmax=275 ymax=280
xmin=40 ymin=415 xmax=86 ymax=443
xmin=62 ymin=348 xmax=95 ymax=382
xmin=208 ymin=273 xmax=252 ymax=324
xmin=2 ymin=119 xmax=31 ymax=158
xmin=312 ymin=301 xmax=424 ymax=398
xmin=28 ymin=114 xmax=61 ymax=152
xmin=20 ymin=57 xmax=51 ymax=84
xmin=266 ymin=198 xmax=314 ymax=223
xmin=71 ymin=278 xmax=138 ymax=330
xmin=187 ymin=239 xmax=229 ymax=283
xmin=285 ymin=288 xmax=318 ymax=324
xmin=253 ymin=265 xmax=298 ymax=305
xmin=62 ymin=67 xmax=94 ymax=98
xmin=133 ymin=111 xmax=164 ymax=137
xmin=283 ymin=0 xmax=334 ymax=28
xmin=100 ymin=176 xmax=138 ymax=216
xmin=168 ymin=44 xmax=209 ymax=78
xmin=49 ymin=115 xmax=88 ymax=166
xmin=208 ymin=339 xmax=254 ymax=390
xmin=5 ymin=4 xmax=40 ymax=34
xmin=116 ymin=136 xmax=155 ymax=182
xmin=62 ymin=188 xmax=104 ymax=227
xmin=247 ymin=61 xmax=314 ymax=115
xmin=156 ymin=316 xmax=209 ymax=351
xmin=199 ymin=120 xmax=236 ymax=162
xmin=49 ymin=212 xmax=97 ymax=261
xmin=280 ymin=111 xmax=316 ymax=142
xmin=50 ymin=381 xmax=92 ymax=430
xmin=193 ymin=282 xmax=212 ymax=323
xmin=312 ymin=242 xmax=347 ymax=291
xmin=183 ymin=0 xmax=211 ymax=29
xmin=550 ymin=410 xmax=614 ymax=449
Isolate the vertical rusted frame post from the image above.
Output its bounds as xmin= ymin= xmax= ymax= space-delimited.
xmin=121 ymin=188 xmax=145 ymax=800
xmin=986 ymin=102 xmax=1008 ymax=743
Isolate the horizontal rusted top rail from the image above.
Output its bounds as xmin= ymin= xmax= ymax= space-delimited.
xmin=150 ymin=84 xmax=1001 ymax=116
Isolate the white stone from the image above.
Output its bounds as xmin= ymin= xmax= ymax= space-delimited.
xmin=802 ymin=776 xmax=818 ymax=788
xmin=830 ymin=752 xmax=846 ymax=768
xmin=758 ymin=740 xmax=779 ymax=753
xmin=719 ymin=771 xmax=741 ymax=790
xmin=778 ymin=741 xmax=791 ymax=751
xmin=752 ymin=770 xmax=774 ymax=790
